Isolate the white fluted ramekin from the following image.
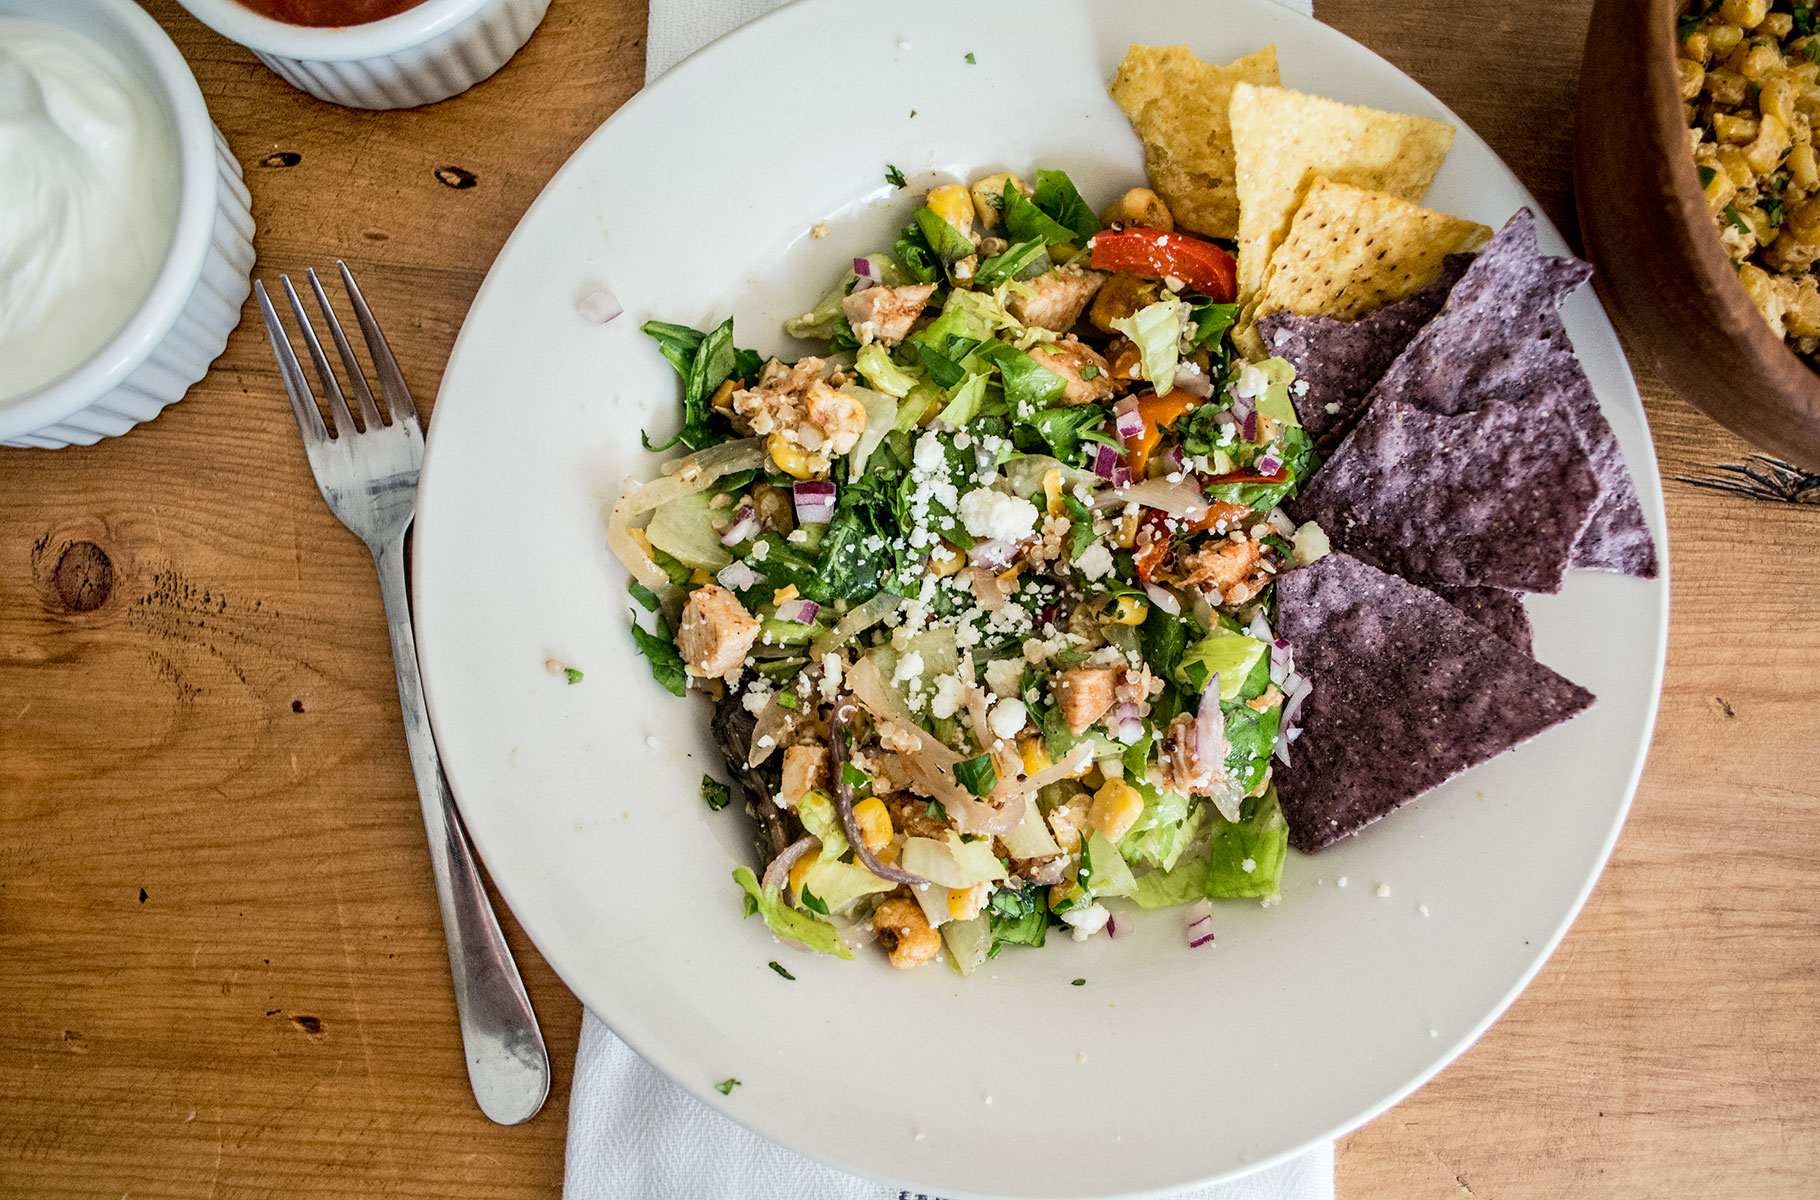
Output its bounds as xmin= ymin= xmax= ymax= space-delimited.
xmin=174 ymin=0 xmax=551 ymax=110
xmin=0 ymin=0 xmax=255 ymax=450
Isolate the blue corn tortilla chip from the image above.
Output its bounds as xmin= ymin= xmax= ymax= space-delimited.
xmin=1429 ymin=584 xmax=1533 ymax=655
xmin=1290 ymin=390 xmax=1601 ymax=593
xmin=1258 ymin=253 xmax=1474 ymax=455
xmin=1274 ymin=552 xmax=1594 ymax=851
xmin=1363 ymin=210 xmax=1657 ymax=578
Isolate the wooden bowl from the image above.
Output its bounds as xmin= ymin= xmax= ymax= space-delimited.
xmin=1576 ymin=0 xmax=1820 ymax=470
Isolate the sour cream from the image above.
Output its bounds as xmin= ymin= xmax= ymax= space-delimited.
xmin=0 ymin=18 xmax=179 ymax=404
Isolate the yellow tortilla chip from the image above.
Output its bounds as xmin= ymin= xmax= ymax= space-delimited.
xmin=1251 ymin=178 xmax=1491 ymax=326
xmin=1230 ymin=83 xmax=1457 ymax=312
xmin=1109 ymin=44 xmax=1279 ymax=240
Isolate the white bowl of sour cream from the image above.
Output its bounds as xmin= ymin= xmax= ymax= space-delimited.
xmin=0 ymin=0 xmax=254 ymax=449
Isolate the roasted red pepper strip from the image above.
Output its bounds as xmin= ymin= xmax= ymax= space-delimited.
xmin=1089 ymin=229 xmax=1238 ymax=301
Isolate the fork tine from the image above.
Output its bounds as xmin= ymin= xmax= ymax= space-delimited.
xmin=254 ymin=280 xmax=329 ymax=445
xmin=337 ymin=261 xmax=419 ymax=425
xmin=306 ymin=267 xmax=386 ymax=430
xmin=280 ymin=274 xmax=358 ymax=437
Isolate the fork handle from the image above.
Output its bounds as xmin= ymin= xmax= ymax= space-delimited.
xmin=373 ymin=534 xmax=551 ymax=1125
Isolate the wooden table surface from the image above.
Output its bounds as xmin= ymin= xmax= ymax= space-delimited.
xmin=2 ymin=1 xmax=1816 ymax=1196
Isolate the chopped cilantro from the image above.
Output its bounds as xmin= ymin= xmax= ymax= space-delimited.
xmin=562 ymin=667 xmax=584 ymax=685
xmin=964 ymin=51 xmax=976 ymax=63
xmin=1767 ymin=194 xmax=1787 ymax=227
xmin=1798 ymin=7 xmax=1817 ymax=36
xmin=1723 ymin=204 xmax=1755 ymax=236
xmin=768 ymin=960 xmax=796 ymax=981
xmin=1079 ymin=364 xmax=1101 ymax=380
xmin=1677 ymin=10 xmax=1705 ymax=40
xmin=701 ymin=775 xmax=731 ymax=811
xmin=1071 ymin=978 xmax=1086 ymax=987
xmin=1805 ymin=40 xmax=1820 ymax=64
xmin=1697 ymin=164 xmax=1717 ymax=189
xmin=628 ymin=616 xmax=687 ymax=696
xmin=1062 ymin=493 xmax=1096 ymax=562
xmin=840 ymin=762 xmax=871 ymax=790
xmin=954 ymin=753 xmax=997 ymax=797
xmin=924 ymin=799 xmax=949 ymax=823
xmin=776 ymin=691 xmax=800 ymax=711
xmin=715 ymin=1078 xmax=740 ymax=1096
xmin=885 ymin=163 xmax=908 ymax=189
xmin=800 ymin=886 xmax=829 ymax=916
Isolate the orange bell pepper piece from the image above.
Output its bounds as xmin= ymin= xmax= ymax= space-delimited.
xmin=1124 ymin=391 xmax=1201 ymax=479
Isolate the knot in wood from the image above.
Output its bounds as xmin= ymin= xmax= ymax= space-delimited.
xmin=49 ymin=540 xmax=114 ymax=612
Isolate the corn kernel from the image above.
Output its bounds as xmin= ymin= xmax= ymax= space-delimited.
xmin=709 ymin=376 xmax=738 ymax=413
xmin=1682 ymin=29 xmax=1711 ymax=64
xmin=789 ymin=853 xmax=816 ymax=897
xmin=629 ymin=528 xmax=656 ymax=558
xmin=1763 ymin=11 xmax=1794 ymax=38
xmin=1115 ymin=510 xmax=1141 ymax=549
xmin=996 ymin=562 xmax=1023 ymax=587
xmin=926 ymin=184 xmax=975 ymax=237
xmin=767 ymin=431 xmax=819 ymax=479
xmin=1791 ymin=142 xmax=1818 ymax=188
xmin=930 ymin=541 xmax=967 ymax=577
xmin=948 ymin=882 xmax=990 ymax=921
xmin=1715 ymin=112 xmax=1761 ymax=144
xmin=1742 ymin=43 xmax=1781 ymax=81
xmin=1088 ymin=779 xmax=1144 ymax=842
xmin=690 ymin=568 xmax=713 ymax=585
xmin=1048 ymin=880 xmax=1083 ymax=911
xmin=1019 ymin=738 xmax=1052 ymax=777
xmin=1042 ymin=467 xmax=1067 ymax=516
xmin=851 ymin=796 xmax=893 ymax=853
xmin=773 ymin=584 xmax=799 ymax=606
xmin=970 ymin=172 xmax=1022 ymax=230
xmin=1745 ymin=113 xmax=1792 ymax=173
xmin=1106 ymin=595 xmax=1150 ymax=626
xmin=1678 ymin=57 xmax=1706 ymax=101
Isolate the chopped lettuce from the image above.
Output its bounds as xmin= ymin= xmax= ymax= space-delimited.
xmin=794 ymin=789 xmax=851 ymax=860
xmin=854 ymin=343 xmax=920 ymax=397
xmin=974 ymin=238 xmax=1051 ymax=289
xmin=1085 ymin=829 xmax=1137 ymax=898
xmin=1108 ymin=298 xmax=1186 ymax=395
xmin=942 ymin=914 xmax=992 ymax=976
xmin=641 ymin=316 xmax=741 ymax=451
xmin=934 ymin=373 xmax=989 ymax=428
xmin=798 ymin=859 xmax=896 ymax=913
xmin=1176 ymin=628 xmax=1268 ymax=700
xmin=645 ymin=490 xmax=734 ymax=570
xmin=732 ymin=866 xmax=854 ymax=959
xmin=1205 ymin=789 xmax=1289 ymax=898
xmin=784 ymin=271 xmax=857 ymax=341
xmin=977 ymin=340 xmax=1066 ymax=413
xmin=1251 ymin=357 xmax=1301 ymax=428
xmin=845 ymin=383 xmax=897 ymax=480
xmin=1001 ymin=179 xmax=1079 ymax=246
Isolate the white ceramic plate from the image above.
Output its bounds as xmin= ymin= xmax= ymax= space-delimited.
xmin=412 ymin=2 xmax=1668 ymax=1195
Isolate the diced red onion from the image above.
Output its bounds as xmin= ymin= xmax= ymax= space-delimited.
xmin=1255 ymin=453 xmax=1282 ymax=476
xmin=1283 ymin=674 xmax=1313 ymax=725
xmin=719 ymin=506 xmax=761 ymax=545
xmin=1172 ymin=362 xmax=1213 ymax=398
xmin=775 ymin=598 xmax=821 ymax=625
xmin=1113 ymin=407 xmax=1145 ymax=446
xmin=853 ymin=256 xmax=881 ymax=284
xmin=1229 ymin=392 xmax=1255 ymax=421
xmin=717 ymin=561 xmax=761 ymax=591
xmin=1242 ymin=411 xmax=1258 ymax=442
xmin=1269 ymin=636 xmax=1295 ymax=687
xmin=1246 ymin=610 xmax=1272 ymax=643
xmin=1105 ymin=914 xmax=1118 ymax=939
xmin=1091 ymin=442 xmax=1126 ymax=482
xmin=1142 ymin=582 xmax=1181 ymax=616
xmin=1185 ymin=898 xmax=1215 ymax=948
xmin=1160 ymin=444 xmax=1187 ymax=476
xmin=577 ymin=288 xmax=623 ymax=324
xmin=1113 ymin=702 xmax=1144 ymax=745
xmin=792 ymin=480 xmax=837 ymax=524
xmin=967 ymin=538 xmax=1019 ymax=570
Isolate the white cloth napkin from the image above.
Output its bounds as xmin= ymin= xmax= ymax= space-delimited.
xmin=566 ymin=3 xmax=1334 ymax=1198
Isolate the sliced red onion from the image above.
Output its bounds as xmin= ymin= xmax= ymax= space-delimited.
xmin=830 ymin=701 xmax=927 ymax=886
xmin=967 ymin=538 xmax=1019 ymax=570
xmin=1255 ymin=453 xmax=1283 ymax=476
xmin=1142 ymin=582 xmax=1181 ymax=616
xmin=1159 ymin=444 xmax=1187 ymax=477
xmin=718 ymin=561 xmax=761 ymax=591
xmin=792 ymin=480 xmax=838 ymax=524
xmin=1113 ymin=406 xmax=1145 ymax=446
xmin=1195 ymin=673 xmax=1224 ymax=762
xmin=577 ymin=288 xmax=623 ymax=324
xmin=1184 ymin=898 xmax=1215 ymax=948
xmin=1105 ymin=913 xmax=1118 ymax=939
xmin=1283 ymin=674 xmax=1313 ymax=725
xmin=1172 ymin=362 xmax=1213 ymax=398
xmin=762 ymin=835 xmax=821 ymax=895
xmin=1242 ymin=411 xmax=1258 ymax=442
xmin=1108 ymin=477 xmax=1206 ymax=517
xmin=775 ymin=598 xmax=822 ymax=625
xmin=719 ymin=506 xmax=761 ymax=546
xmin=1113 ymin=702 xmax=1144 ymax=745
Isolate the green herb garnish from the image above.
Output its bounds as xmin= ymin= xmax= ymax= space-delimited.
xmin=1723 ymin=204 xmax=1755 ymax=236
xmin=563 ymin=667 xmax=584 ymax=685
xmin=964 ymin=51 xmax=976 ymax=63
xmin=715 ymin=1078 xmax=740 ymax=1095
xmin=840 ymin=762 xmax=871 ymax=789
xmin=768 ymin=961 xmax=796 ymax=981
xmin=776 ymin=691 xmax=800 ymax=711
xmin=1071 ymin=978 xmax=1086 ymax=987
xmin=799 ymin=886 xmax=829 ymax=916
xmin=701 ymin=775 xmax=731 ymax=811
xmin=1697 ymin=164 xmax=1717 ymax=188
xmin=627 ymin=578 xmax=660 ymax=612
xmin=925 ymin=799 xmax=949 ymax=823
xmin=628 ymin=616 xmax=687 ymax=696
xmin=954 ymin=753 xmax=997 ymax=797
xmin=885 ymin=163 xmax=907 ymax=189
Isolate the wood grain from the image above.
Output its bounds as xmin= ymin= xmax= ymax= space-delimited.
xmin=0 ymin=1 xmax=1815 ymax=1197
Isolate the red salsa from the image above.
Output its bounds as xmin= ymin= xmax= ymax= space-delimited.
xmin=233 ymin=0 xmax=432 ymax=27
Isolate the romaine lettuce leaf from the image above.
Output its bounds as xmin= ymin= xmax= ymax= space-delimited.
xmin=1108 ymin=298 xmax=1186 ymax=395
xmin=732 ymin=866 xmax=855 ymax=958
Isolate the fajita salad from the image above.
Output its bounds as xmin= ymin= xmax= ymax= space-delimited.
xmin=611 ymin=168 xmax=1321 ymax=972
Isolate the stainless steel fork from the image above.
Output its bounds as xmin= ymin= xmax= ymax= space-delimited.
xmin=255 ymin=263 xmax=550 ymax=1125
